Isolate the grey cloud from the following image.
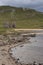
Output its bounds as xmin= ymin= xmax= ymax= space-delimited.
xmin=0 ymin=0 xmax=43 ymax=12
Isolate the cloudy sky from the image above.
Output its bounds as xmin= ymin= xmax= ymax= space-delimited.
xmin=0 ymin=0 xmax=43 ymax=12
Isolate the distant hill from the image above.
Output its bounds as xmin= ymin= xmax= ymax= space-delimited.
xmin=0 ymin=6 xmax=43 ymax=30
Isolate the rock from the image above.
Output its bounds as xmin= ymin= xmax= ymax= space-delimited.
xmin=29 ymin=34 xmax=36 ymax=37
xmin=0 ymin=35 xmax=4 ymax=40
xmin=15 ymin=60 xmax=18 ymax=63
xmin=33 ymin=61 xmax=38 ymax=65
xmin=0 ymin=40 xmax=3 ymax=46
xmin=17 ymin=58 xmax=19 ymax=61
xmin=20 ymin=45 xmax=23 ymax=47
xmin=2 ymin=64 xmax=5 ymax=65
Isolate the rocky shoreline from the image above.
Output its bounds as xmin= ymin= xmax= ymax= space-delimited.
xmin=0 ymin=32 xmax=37 ymax=65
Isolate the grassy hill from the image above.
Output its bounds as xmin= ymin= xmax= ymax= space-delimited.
xmin=0 ymin=6 xmax=43 ymax=32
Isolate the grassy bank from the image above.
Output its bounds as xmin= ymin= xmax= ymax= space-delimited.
xmin=0 ymin=6 xmax=43 ymax=32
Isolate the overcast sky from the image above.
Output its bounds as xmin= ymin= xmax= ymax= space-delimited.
xmin=0 ymin=0 xmax=43 ymax=12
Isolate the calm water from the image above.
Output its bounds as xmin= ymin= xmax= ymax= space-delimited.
xmin=10 ymin=34 xmax=43 ymax=64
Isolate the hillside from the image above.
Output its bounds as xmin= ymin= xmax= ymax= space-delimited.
xmin=0 ymin=6 xmax=43 ymax=32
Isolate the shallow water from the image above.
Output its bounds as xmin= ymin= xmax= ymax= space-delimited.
xmin=10 ymin=34 xmax=43 ymax=64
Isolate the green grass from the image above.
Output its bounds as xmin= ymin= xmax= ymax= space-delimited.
xmin=0 ymin=6 xmax=43 ymax=32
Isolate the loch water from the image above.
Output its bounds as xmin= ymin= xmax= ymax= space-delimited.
xmin=10 ymin=34 xmax=43 ymax=64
